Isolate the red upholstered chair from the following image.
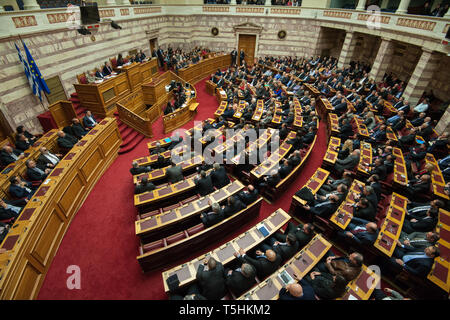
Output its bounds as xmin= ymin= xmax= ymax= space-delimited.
xmin=79 ymin=75 xmax=88 ymax=84
xmin=165 ymin=231 xmax=188 ymax=246
xmin=139 ymin=208 xmax=162 ymax=220
xmin=181 ymin=195 xmax=199 ymax=205
xmin=0 ymin=217 xmax=15 ymax=224
xmin=142 ymin=239 xmax=166 ymax=253
xmin=162 ymin=203 xmax=181 ymax=213
xmin=186 ymin=223 xmax=205 ymax=236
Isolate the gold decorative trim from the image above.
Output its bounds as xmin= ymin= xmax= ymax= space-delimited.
xmin=134 ymin=7 xmax=162 ymax=15
xmin=396 ymin=18 xmax=436 ymax=31
xmin=99 ymin=9 xmax=115 ymax=18
xmin=323 ymin=11 xmax=352 ymax=19
xmin=12 ymin=15 xmax=37 ymax=28
xmin=120 ymin=8 xmax=130 ymax=16
xmin=357 ymin=13 xmax=390 ymax=24
xmin=202 ymin=6 xmax=229 ymax=13
xmin=270 ymin=8 xmax=301 ymax=15
xmin=236 ymin=7 xmax=264 ymax=14
xmin=47 ymin=13 xmax=70 ymax=24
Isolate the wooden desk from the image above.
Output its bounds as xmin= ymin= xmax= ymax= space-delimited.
xmin=271 ymin=101 xmax=282 ymax=125
xmin=373 ymin=193 xmax=408 ymax=257
xmin=328 ymin=113 xmax=339 ymax=137
xmin=0 ymin=118 xmax=121 ymax=299
xmin=330 ymin=180 xmax=365 ymax=230
xmin=353 ymin=116 xmax=370 ymax=138
xmin=74 ymin=72 xmax=130 ymax=118
xmin=251 ymin=141 xmax=292 ymax=180
xmin=238 ymin=235 xmax=331 ymax=300
xmin=205 ymin=80 xmax=217 ymax=95
xmin=161 ymin=208 xmax=292 ymax=294
xmin=290 ymin=168 xmax=330 ymax=207
xmin=114 ymin=59 xmax=158 ymax=92
xmin=251 ymin=100 xmax=264 ymax=122
xmin=425 ymin=153 xmax=449 ymax=201
xmin=135 ymin=180 xmax=245 ymax=242
xmin=339 ymin=265 xmax=381 ymax=300
xmin=323 ymin=136 xmax=341 ymax=167
xmin=178 ymin=54 xmax=231 ymax=85
xmin=386 ymin=126 xmax=398 ymax=142
xmin=214 ymin=101 xmax=228 ymax=118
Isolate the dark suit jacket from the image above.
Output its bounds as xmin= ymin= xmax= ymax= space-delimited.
xmin=26 ymin=167 xmax=46 ymax=181
xmin=223 ymin=199 xmax=246 ymax=218
xmin=307 ymin=272 xmax=342 ymax=300
xmin=134 ymin=182 xmax=155 ymax=194
xmin=201 ymin=208 xmax=225 ymax=228
xmin=210 ymin=167 xmax=230 ymax=189
xmin=0 ymin=207 xmax=17 ymax=220
xmin=195 ymin=175 xmax=214 ymax=196
xmin=274 ymin=240 xmax=299 ymax=261
xmin=71 ymin=123 xmax=87 ymax=139
xmin=310 ymin=201 xmax=337 ymax=218
xmin=130 ymin=166 xmax=150 ymax=175
xmin=329 ymin=258 xmax=361 ymax=282
xmin=278 ymin=279 xmax=316 ymax=300
xmin=404 ymin=257 xmax=434 ymax=277
xmin=238 ymin=189 xmax=259 ymax=205
xmin=353 ymin=204 xmax=376 ymax=222
xmin=166 ymin=165 xmax=183 ymax=183
xmin=369 ymin=164 xmax=387 ymax=181
xmin=57 ymin=134 xmax=77 ymax=149
xmin=227 ymin=267 xmax=256 ymax=297
xmin=9 ymin=184 xmax=32 ymax=199
xmin=15 ymin=140 xmax=31 ymax=152
xmin=83 ymin=115 xmax=97 ymax=128
xmin=37 ymin=153 xmax=59 ymax=170
xmin=196 ymin=262 xmax=227 ymax=300
xmin=239 ymin=254 xmax=282 ymax=279
xmin=0 ymin=149 xmax=21 ymax=166
xmin=335 ymin=155 xmax=359 ymax=173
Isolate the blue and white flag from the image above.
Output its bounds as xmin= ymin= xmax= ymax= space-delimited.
xmin=22 ymin=41 xmax=50 ymax=101
xmin=15 ymin=42 xmax=36 ymax=96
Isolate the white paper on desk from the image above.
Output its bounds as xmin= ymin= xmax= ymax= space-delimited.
xmin=43 ymin=179 xmax=51 ymax=185
xmin=117 ymin=66 xmax=122 ymax=69
xmin=94 ymin=80 xmax=103 ymax=84
xmin=348 ymin=294 xmax=358 ymax=300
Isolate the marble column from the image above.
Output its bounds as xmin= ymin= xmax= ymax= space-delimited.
xmin=356 ymin=0 xmax=367 ymax=11
xmin=369 ymin=38 xmax=394 ymax=83
xmin=395 ymin=0 xmax=411 ymax=14
xmin=105 ymin=0 xmax=117 ymax=6
xmin=230 ymin=0 xmax=237 ymax=5
xmin=403 ymin=49 xmax=441 ymax=106
xmin=337 ymin=31 xmax=356 ymax=69
xmin=23 ymin=0 xmax=40 ymax=10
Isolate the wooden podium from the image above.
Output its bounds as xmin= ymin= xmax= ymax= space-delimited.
xmin=48 ymin=100 xmax=78 ymax=128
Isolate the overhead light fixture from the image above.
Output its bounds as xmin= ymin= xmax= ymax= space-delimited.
xmin=77 ymin=26 xmax=91 ymax=35
xmin=111 ymin=21 xmax=122 ymax=30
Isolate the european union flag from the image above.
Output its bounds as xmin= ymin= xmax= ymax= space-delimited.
xmin=22 ymin=41 xmax=50 ymax=101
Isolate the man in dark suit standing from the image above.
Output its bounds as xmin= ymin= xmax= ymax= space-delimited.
xmin=196 ymin=257 xmax=227 ymax=300
xmin=225 ymin=263 xmax=256 ymax=297
xmin=239 ymin=49 xmax=245 ymax=66
xmin=194 ymin=170 xmax=214 ymax=196
xmin=166 ymin=162 xmax=183 ymax=184
xmin=234 ymin=248 xmax=281 ymax=280
xmin=210 ymin=163 xmax=230 ymax=189
xmin=134 ymin=177 xmax=155 ymax=194
xmin=156 ymin=46 xmax=164 ymax=68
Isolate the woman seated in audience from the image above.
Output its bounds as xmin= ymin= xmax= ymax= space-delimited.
xmin=338 ymin=139 xmax=353 ymax=160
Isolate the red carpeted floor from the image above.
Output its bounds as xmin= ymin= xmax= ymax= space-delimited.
xmin=37 ymin=77 xmax=328 ymax=300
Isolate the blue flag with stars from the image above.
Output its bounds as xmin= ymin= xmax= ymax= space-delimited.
xmin=22 ymin=41 xmax=50 ymax=101
xmin=15 ymin=43 xmax=34 ymax=92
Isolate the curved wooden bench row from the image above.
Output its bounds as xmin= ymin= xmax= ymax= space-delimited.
xmin=137 ymin=197 xmax=263 ymax=272
xmin=161 ymin=208 xmax=291 ymax=293
xmin=135 ymin=180 xmax=245 ymax=243
xmin=0 ymin=118 xmax=121 ymax=299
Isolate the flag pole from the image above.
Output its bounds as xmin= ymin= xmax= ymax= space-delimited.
xmin=18 ymin=35 xmax=50 ymax=109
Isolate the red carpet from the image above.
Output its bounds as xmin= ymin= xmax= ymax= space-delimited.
xmin=37 ymin=78 xmax=328 ymax=300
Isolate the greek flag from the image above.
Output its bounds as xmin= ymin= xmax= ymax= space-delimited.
xmin=22 ymin=41 xmax=50 ymax=101
xmin=15 ymin=43 xmax=35 ymax=96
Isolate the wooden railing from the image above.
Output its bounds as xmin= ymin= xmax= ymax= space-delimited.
xmin=116 ymin=90 xmax=153 ymax=138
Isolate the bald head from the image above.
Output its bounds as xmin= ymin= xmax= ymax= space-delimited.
xmin=265 ymin=249 xmax=276 ymax=262
xmin=287 ymin=283 xmax=303 ymax=297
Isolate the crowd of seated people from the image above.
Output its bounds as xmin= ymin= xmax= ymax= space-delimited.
xmin=153 ymin=45 xmax=211 ymax=71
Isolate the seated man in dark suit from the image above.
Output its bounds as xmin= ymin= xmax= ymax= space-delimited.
xmin=225 ymin=263 xmax=256 ymax=297
xmin=286 ymin=132 xmax=304 ymax=150
xmin=301 ymin=194 xmax=340 ymax=218
xmin=134 ymin=177 xmax=155 ymax=194
xmin=287 ymin=150 xmax=302 ymax=167
xmin=0 ymin=146 xmax=24 ymax=166
xmin=394 ymin=231 xmax=439 ymax=259
xmin=337 ymin=119 xmax=353 ymax=141
xmin=304 ymin=270 xmax=348 ymax=300
xmin=95 ymin=68 xmax=105 ymax=79
xmin=200 ymin=202 xmax=224 ymax=228
xmin=194 ymin=170 xmax=214 ymax=196
xmin=102 ymin=61 xmax=113 ymax=76
xmin=15 ymin=134 xmax=32 ymax=152
xmin=25 ymin=159 xmax=51 ymax=182
xmin=352 ymin=198 xmax=376 ymax=222
xmin=237 ymin=184 xmax=258 ymax=205
xmin=56 ymin=130 xmax=78 ymax=150
xmin=261 ymin=233 xmax=299 ymax=262
xmin=222 ymin=195 xmax=246 ymax=218
xmin=16 ymin=125 xmax=37 ymax=145
xmin=387 ymin=246 xmax=439 ymax=278
xmin=278 ymin=159 xmax=292 ymax=179
xmin=71 ymin=118 xmax=88 ymax=139
xmin=402 ymin=207 xmax=438 ymax=233
xmin=281 ymin=221 xmax=315 ymax=249
xmin=0 ymin=199 xmax=22 ymax=220
xmin=368 ymin=158 xmax=387 ymax=181
xmin=338 ymin=218 xmax=379 ymax=246
xmin=404 ymin=174 xmax=431 ymax=199
xmin=150 ymin=142 xmax=166 ymax=155
xmin=9 ymin=176 xmax=34 ymax=200
xmin=234 ymin=247 xmax=281 ymax=280
xmin=82 ymin=111 xmax=97 ymax=130
xmin=258 ymin=170 xmax=281 ymax=190
xmin=316 ymin=251 xmax=363 ymax=282
xmin=130 ymin=161 xmax=151 ymax=176
xmin=37 ymin=147 xmax=61 ymax=170
xmin=196 ymin=257 xmax=226 ymax=300
xmin=210 ymin=163 xmax=230 ymax=189
xmin=278 ymin=278 xmax=316 ymax=301
xmin=166 ymin=162 xmax=183 ymax=184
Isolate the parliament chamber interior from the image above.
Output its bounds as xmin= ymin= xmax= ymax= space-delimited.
xmin=0 ymin=0 xmax=449 ymax=303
